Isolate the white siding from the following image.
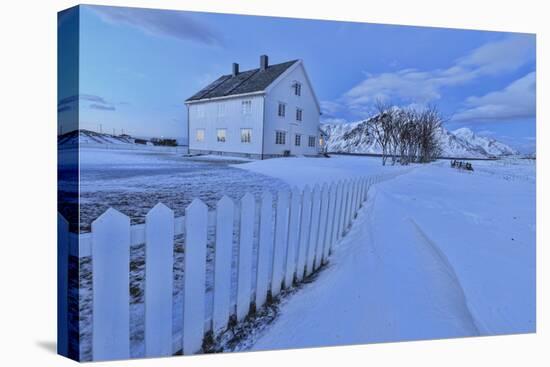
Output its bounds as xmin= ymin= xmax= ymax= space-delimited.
xmin=188 ymin=95 xmax=264 ymax=156
xmin=263 ymin=63 xmax=320 ymax=156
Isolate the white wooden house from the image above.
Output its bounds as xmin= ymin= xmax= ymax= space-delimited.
xmin=185 ymin=55 xmax=322 ymax=159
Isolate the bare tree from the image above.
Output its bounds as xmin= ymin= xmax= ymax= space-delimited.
xmin=367 ymin=100 xmax=394 ymax=165
xmin=367 ymin=102 xmax=443 ymax=165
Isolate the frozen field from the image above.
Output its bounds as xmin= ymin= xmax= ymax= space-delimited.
xmin=77 ymin=148 xmax=290 ymax=231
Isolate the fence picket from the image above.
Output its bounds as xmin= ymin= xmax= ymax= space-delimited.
xmin=340 ymin=181 xmax=351 ymax=237
xmin=145 ymin=203 xmax=174 ymax=357
xmin=256 ymin=191 xmax=274 ymax=309
xmin=306 ymin=185 xmax=322 ymax=275
xmin=212 ymin=196 xmax=234 ymax=334
xmin=57 ymin=213 xmax=69 ymax=357
xmin=92 ymin=208 xmax=130 ymax=361
xmin=183 ymin=199 xmax=208 ymax=354
xmin=296 ymin=186 xmax=312 ymax=282
xmin=350 ymin=179 xmax=359 ymax=220
xmin=314 ymin=184 xmax=330 ymax=270
xmin=356 ymin=179 xmax=362 ymax=210
xmin=331 ymin=182 xmax=343 ymax=249
xmin=236 ymin=193 xmax=255 ymax=321
xmin=271 ymin=190 xmax=290 ymax=297
xmin=284 ymin=187 xmax=301 ymax=288
xmin=322 ymin=183 xmax=337 ymax=263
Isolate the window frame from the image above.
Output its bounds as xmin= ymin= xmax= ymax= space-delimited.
xmin=277 ymin=102 xmax=286 ymax=117
xmin=216 ymin=128 xmax=227 ymax=143
xmin=308 ymin=135 xmax=316 ymax=148
xmin=294 ymin=82 xmax=302 ymax=96
xmin=241 ymin=100 xmax=252 ymax=115
xmin=275 ymin=130 xmax=287 ymax=145
xmin=195 ymin=128 xmax=205 ymax=142
xmin=241 ymin=128 xmax=252 ymax=143
xmin=295 ymin=134 xmax=301 ymax=146
xmin=296 ymin=108 xmax=303 ymax=122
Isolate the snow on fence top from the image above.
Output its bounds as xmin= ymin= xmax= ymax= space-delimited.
xmin=58 ymin=172 xmax=407 ymax=361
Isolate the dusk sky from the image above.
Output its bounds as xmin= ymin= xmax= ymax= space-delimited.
xmin=60 ymin=5 xmax=536 ymax=152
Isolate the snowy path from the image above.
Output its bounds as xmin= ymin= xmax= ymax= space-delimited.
xmin=250 ymin=162 xmax=535 ymax=350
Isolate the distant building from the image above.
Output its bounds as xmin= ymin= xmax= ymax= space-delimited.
xmin=185 ymin=55 xmax=321 ymax=159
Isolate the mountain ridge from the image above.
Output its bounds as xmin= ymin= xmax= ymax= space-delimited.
xmin=322 ymin=120 xmax=517 ymax=159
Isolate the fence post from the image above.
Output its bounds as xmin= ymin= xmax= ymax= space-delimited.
xmin=183 ymin=199 xmax=208 ymax=355
xmin=296 ymin=186 xmax=312 ymax=282
xmin=236 ymin=193 xmax=255 ymax=321
xmin=256 ymin=191 xmax=274 ymax=309
xmin=145 ymin=203 xmax=174 ymax=357
xmin=355 ymin=178 xmax=362 ymax=213
xmin=57 ymin=213 xmax=69 ymax=357
xmin=212 ymin=196 xmax=234 ymax=334
xmin=92 ymin=208 xmax=130 ymax=361
xmin=306 ymin=184 xmax=321 ymax=276
xmin=314 ymin=184 xmax=329 ymax=270
xmin=284 ymin=187 xmax=302 ymax=288
xmin=271 ymin=190 xmax=290 ymax=298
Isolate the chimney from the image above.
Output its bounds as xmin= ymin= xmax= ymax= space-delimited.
xmin=232 ymin=62 xmax=239 ymax=76
xmin=260 ymin=55 xmax=268 ymax=71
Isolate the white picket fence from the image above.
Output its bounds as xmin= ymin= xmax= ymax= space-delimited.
xmin=58 ymin=172 xmax=405 ymax=361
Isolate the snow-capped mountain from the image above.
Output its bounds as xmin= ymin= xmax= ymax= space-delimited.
xmin=322 ymin=120 xmax=517 ymax=158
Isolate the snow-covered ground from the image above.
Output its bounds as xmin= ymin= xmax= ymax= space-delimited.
xmin=68 ymin=148 xmax=534 ymax=358
xmin=242 ymin=157 xmax=535 ymax=350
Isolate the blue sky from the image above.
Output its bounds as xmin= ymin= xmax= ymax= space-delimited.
xmin=60 ymin=5 xmax=536 ymax=152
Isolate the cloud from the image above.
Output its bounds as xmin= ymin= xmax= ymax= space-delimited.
xmin=452 ymin=72 xmax=535 ymax=122
xmin=90 ymin=6 xmax=223 ymax=46
xmin=58 ymin=94 xmax=118 ymax=112
xmin=340 ymin=35 xmax=534 ymax=113
xmin=320 ymin=100 xmax=344 ymax=115
xmin=321 ymin=117 xmax=348 ymax=125
xmin=89 ymin=103 xmax=116 ymax=111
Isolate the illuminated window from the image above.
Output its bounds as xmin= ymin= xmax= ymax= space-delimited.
xmin=195 ymin=129 xmax=205 ymax=142
xmin=217 ymin=128 xmax=227 ymax=142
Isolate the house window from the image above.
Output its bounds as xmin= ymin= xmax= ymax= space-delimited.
xmin=196 ymin=129 xmax=205 ymax=142
xmin=217 ymin=103 xmax=226 ymax=117
xmin=196 ymin=104 xmax=205 ymax=118
xmin=242 ymin=100 xmax=252 ymax=115
xmin=241 ymin=128 xmax=252 ymax=143
xmin=296 ymin=108 xmax=303 ymax=121
xmin=295 ymin=134 xmax=301 ymax=146
xmin=217 ymin=129 xmax=227 ymax=142
xmin=278 ymin=102 xmax=286 ymax=117
xmin=294 ymin=82 xmax=302 ymax=96
xmin=308 ymin=136 xmax=316 ymax=147
xmin=275 ymin=131 xmax=286 ymax=145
